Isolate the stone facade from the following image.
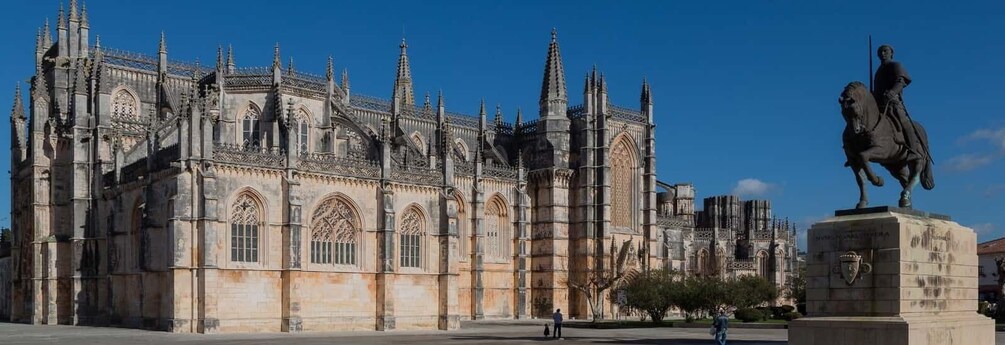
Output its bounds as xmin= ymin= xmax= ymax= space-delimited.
xmin=658 ymin=190 xmax=798 ymax=296
xmin=6 ymin=3 xmax=795 ymax=332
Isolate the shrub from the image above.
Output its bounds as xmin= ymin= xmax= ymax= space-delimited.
xmin=781 ymin=305 xmax=796 ymax=313
xmin=734 ymin=308 xmax=764 ymax=322
xmin=782 ymin=311 xmax=802 ymax=321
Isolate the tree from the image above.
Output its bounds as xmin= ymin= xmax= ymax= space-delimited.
xmin=728 ymin=275 xmax=779 ymax=309
xmin=566 ymin=238 xmax=633 ymax=322
xmin=620 ymin=269 xmax=678 ymax=323
xmin=786 ymin=266 xmax=806 ymax=307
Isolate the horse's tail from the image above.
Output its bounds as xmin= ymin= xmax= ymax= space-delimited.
xmin=921 ymin=158 xmax=935 ymax=190
xmin=915 ymin=120 xmax=935 ymax=190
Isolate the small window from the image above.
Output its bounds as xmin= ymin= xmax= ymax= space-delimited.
xmin=399 ymin=207 xmax=424 ymax=268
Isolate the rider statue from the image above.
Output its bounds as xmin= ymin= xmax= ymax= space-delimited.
xmin=873 ymin=44 xmax=924 ymax=160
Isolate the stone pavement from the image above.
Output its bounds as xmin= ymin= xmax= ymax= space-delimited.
xmin=0 ymin=321 xmax=1001 ymax=345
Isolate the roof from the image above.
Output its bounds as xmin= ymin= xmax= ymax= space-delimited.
xmin=977 ymin=237 xmax=1005 ymax=255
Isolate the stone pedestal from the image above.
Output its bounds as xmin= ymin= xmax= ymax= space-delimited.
xmin=788 ymin=207 xmax=994 ymax=345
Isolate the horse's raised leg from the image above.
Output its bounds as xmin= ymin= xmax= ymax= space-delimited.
xmin=858 ymin=149 xmax=884 ymax=187
xmin=853 ymin=165 xmax=869 ymax=209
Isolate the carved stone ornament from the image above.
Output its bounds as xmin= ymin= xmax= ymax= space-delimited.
xmin=831 ymin=251 xmax=872 ymax=286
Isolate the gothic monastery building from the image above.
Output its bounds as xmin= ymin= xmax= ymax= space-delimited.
xmin=5 ymin=2 xmax=796 ymax=332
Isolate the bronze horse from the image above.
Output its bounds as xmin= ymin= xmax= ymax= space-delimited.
xmin=839 ymin=81 xmax=934 ymax=209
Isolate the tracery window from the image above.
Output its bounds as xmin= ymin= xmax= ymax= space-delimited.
xmin=485 ymin=197 xmax=510 ymax=262
xmin=611 ymin=136 xmax=638 ymax=229
xmin=311 ymin=196 xmax=360 ymax=266
xmin=697 ymin=249 xmax=709 ymax=275
xmin=452 ymin=139 xmax=469 ymax=162
xmin=230 ymin=193 xmax=262 ymax=262
xmin=112 ymin=89 xmax=138 ymax=119
xmin=411 ymin=133 xmax=426 ymax=156
xmin=242 ymin=106 xmax=262 ymax=147
xmin=399 ymin=206 xmax=424 ymax=268
xmin=297 ymin=109 xmax=310 ymax=154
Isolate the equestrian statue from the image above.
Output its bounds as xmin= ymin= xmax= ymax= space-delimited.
xmin=839 ymin=44 xmax=934 ymax=209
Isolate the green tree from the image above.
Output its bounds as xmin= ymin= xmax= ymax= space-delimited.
xmin=620 ymin=269 xmax=678 ymax=323
xmin=785 ymin=266 xmax=806 ymax=306
xmin=728 ymin=275 xmax=779 ymax=309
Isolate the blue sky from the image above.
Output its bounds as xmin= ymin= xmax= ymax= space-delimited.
xmin=1 ymin=1 xmax=1003 ymax=249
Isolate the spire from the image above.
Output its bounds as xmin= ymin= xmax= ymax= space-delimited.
xmin=287 ymin=56 xmax=295 ymax=74
xmin=539 ymin=28 xmax=567 ymax=110
xmin=43 ymin=18 xmax=52 ymax=47
xmin=272 ymin=42 xmax=281 ymax=69
xmin=423 ymin=91 xmax=432 ymax=112
xmin=341 ymin=68 xmax=350 ymax=90
xmin=393 ymin=37 xmax=415 ymax=108
xmin=599 ymin=73 xmax=607 ymax=94
xmin=216 ymin=45 xmax=223 ymax=70
xmin=35 ymin=28 xmax=43 ymax=54
xmin=515 ymin=108 xmax=523 ymax=127
xmin=57 ymin=4 xmax=66 ymax=29
xmin=69 ymin=0 xmax=78 ymax=22
xmin=11 ymin=83 xmax=25 ymax=121
xmin=192 ymin=58 xmax=201 ymax=81
xmin=494 ymin=104 xmax=503 ymax=127
xmin=437 ymin=89 xmax=444 ymax=109
xmin=640 ymin=77 xmax=652 ymax=104
xmin=326 ymin=55 xmax=334 ymax=81
xmin=159 ymin=31 xmax=167 ymax=54
xmin=478 ymin=98 xmax=487 ymax=128
xmin=94 ymin=35 xmax=100 ymax=50
xmin=80 ymin=2 xmax=88 ymax=27
xmin=226 ymin=44 xmax=235 ymax=72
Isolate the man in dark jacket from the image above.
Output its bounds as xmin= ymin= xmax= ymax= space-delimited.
xmin=713 ymin=309 xmax=729 ymax=345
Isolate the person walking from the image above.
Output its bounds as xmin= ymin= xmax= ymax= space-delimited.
xmin=713 ymin=308 xmax=729 ymax=345
xmin=552 ymin=309 xmax=563 ymax=339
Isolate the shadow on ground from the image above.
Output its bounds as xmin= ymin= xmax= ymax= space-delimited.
xmin=449 ymin=335 xmax=786 ymax=344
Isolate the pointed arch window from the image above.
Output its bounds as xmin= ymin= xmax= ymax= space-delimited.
xmin=242 ymin=106 xmax=262 ymax=147
xmin=311 ymin=196 xmax=360 ymax=266
xmin=399 ymin=206 xmax=425 ymax=268
xmin=757 ymin=251 xmax=770 ymax=277
xmin=485 ymin=197 xmax=511 ymax=262
xmin=112 ymin=89 xmax=138 ymax=119
xmin=697 ymin=249 xmax=709 ymax=275
xmin=611 ymin=136 xmax=639 ymax=230
xmin=297 ymin=109 xmax=310 ymax=154
xmin=231 ymin=194 xmax=262 ymax=262
xmin=411 ymin=133 xmax=427 ymax=156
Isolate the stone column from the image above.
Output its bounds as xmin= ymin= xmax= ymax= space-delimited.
xmin=529 ymin=168 xmax=572 ymax=318
xmin=375 ymin=188 xmax=396 ymax=330
xmin=438 ymin=193 xmax=459 ymax=330
xmin=197 ymin=163 xmax=220 ymax=333
xmin=281 ymin=176 xmax=304 ymax=332
xmin=470 ymin=159 xmax=485 ymax=320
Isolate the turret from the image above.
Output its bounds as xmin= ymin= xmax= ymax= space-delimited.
xmin=641 ymin=78 xmax=653 ymax=123
xmin=494 ymin=104 xmax=503 ymax=129
xmin=10 ymin=83 xmax=27 ymax=162
xmin=57 ymin=4 xmax=67 ymax=58
xmin=272 ymin=43 xmax=281 ymax=85
xmin=159 ymin=31 xmax=167 ymax=70
xmin=392 ymin=38 xmax=415 ymax=115
xmin=79 ymin=2 xmax=88 ymax=57
xmin=226 ymin=44 xmax=235 ymax=73
xmin=68 ymin=0 xmax=79 ymax=58
xmin=536 ymin=29 xmax=571 ymax=168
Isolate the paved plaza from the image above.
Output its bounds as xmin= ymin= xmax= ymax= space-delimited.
xmin=0 ymin=321 xmax=1002 ymax=345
